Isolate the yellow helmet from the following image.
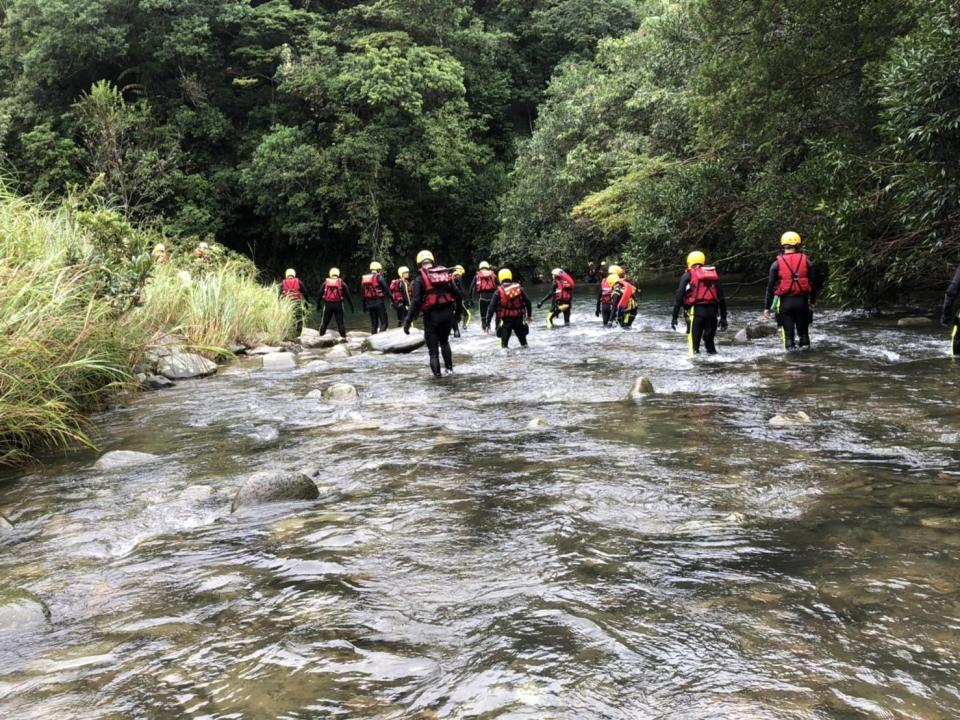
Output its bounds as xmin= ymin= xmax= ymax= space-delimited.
xmin=686 ymin=251 xmax=706 ymax=269
xmin=453 ymin=265 xmax=465 ymax=276
xmin=479 ymin=261 xmax=491 ymax=270
xmin=416 ymin=250 xmax=434 ymax=265
xmin=606 ymin=273 xmax=620 ymax=287
xmin=369 ymin=261 xmax=383 ymax=272
xmin=780 ymin=231 xmax=802 ymax=246
xmin=498 ymin=268 xmax=513 ymax=283
xmin=329 ymin=267 xmax=340 ymax=278
xmin=607 ymin=264 xmax=622 ymax=276
xmin=285 ymin=268 xmax=296 ymax=278
xmin=398 ymin=266 xmax=410 ymax=277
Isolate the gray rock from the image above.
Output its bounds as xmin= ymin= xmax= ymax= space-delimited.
xmin=94 ymin=450 xmax=159 ymax=470
xmin=134 ymin=372 xmax=148 ymax=386
xmin=361 ymin=328 xmax=426 ymax=354
xmin=325 ymin=383 xmax=359 ymax=402
xmin=145 ymin=374 xmax=174 ymax=390
xmin=299 ymin=328 xmax=341 ymax=349
xmin=326 ymin=344 xmax=352 ymax=360
xmin=177 ymin=485 xmax=216 ymax=503
xmin=231 ymin=470 xmax=319 ymax=512
xmin=347 ymin=331 xmax=371 ymax=339
xmin=768 ymin=411 xmax=811 ymax=428
xmin=627 ymin=376 xmax=655 ymax=399
xmin=247 ymin=345 xmax=283 ymax=356
xmin=897 ymin=316 xmax=933 ymax=327
xmin=305 ymin=389 xmax=325 ymax=400
xmin=262 ymin=352 xmax=296 ymax=371
xmin=745 ymin=323 xmax=779 ymax=340
xmin=228 ymin=343 xmax=247 ymax=355
xmin=734 ymin=328 xmax=749 ymax=344
xmin=0 ymin=593 xmax=50 ymax=632
xmin=0 ymin=513 xmax=13 ymax=531
xmin=157 ymin=353 xmax=217 ymax=380
xmin=527 ymin=418 xmax=547 ymax=429
xmin=304 ymin=360 xmax=332 ymax=371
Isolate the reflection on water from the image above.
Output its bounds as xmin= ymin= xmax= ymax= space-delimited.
xmin=2 ymin=286 xmax=960 ymax=719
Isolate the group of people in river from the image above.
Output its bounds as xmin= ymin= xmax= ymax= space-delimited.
xmin=278 ymin=230 xmax=834 ymax=377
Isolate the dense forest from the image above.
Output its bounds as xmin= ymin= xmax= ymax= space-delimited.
xmin=1 ymin=0 xmax=958 ymax=303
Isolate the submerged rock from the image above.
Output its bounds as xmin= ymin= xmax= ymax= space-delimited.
xmin=0 ymin=592 xmax=51 ymax=632
xmin=325 ymin=383 xmax=359 ymax=402
xmin=231 ymin=470 xmax=319 ymax=512
xmin=304 ymin=360 xmax=332 ymax=371
xmin=361 ymin=328 xmax=426 ymax=354
xmin=768 ymin=411 xmax=811 ymax=428
xmin=326 ymin=344 xmax=352 ymax=360
xmin=157 ymin=353 xmax=217 ymax=380
xmin=897 ymin=316 xmax=933 ymax=327
xmin=247 ymin=345 xmax=282 ymax=356
xmin=734 ymin=328 xmax=749 ymax=344
xmin=527 ymin=418 xmax=547 ymax=429
xmin=262 ymin=352 xmax=296 ymax=371
xmin=745 ymin=323 xmax=779 ymax=340
xmin=627 ymin=377 xmax=656 ymax=398
xmin=144 ymin=373 xmax=174 ymax=390
xmin=94 ymin=450 xmax=159 ymax=470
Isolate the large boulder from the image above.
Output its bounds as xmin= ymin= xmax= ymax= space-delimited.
xmin=744 ymin=323 xmax=779 ymax=340
xmin=94 ymin=450 xmax=159 ymax=470
xmin=231 ymin=470 xmax=319 ymax=512
xmin=361 ymin=328 xmax=426 ymax=354
xmin=897 ymin=316 xmax=933 ymax=327
xmin=627 ymin=377 xmax=655 ymax=399
xmin=325 ymin=383 xmax=359 ymax=402
xmin=299 ymin=328 xmax=341 ymax=349
xmin=157 ymin=353 xmax=217 ymax=380
xmin=262 ymin=352 xmax=296 ymax=371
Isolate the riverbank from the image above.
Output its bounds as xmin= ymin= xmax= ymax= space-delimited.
xmin=0 ymin=191 xmax=293 ymax=467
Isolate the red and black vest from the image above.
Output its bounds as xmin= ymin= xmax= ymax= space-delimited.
xmin=684 ymin=266 xmax=720 ymax=305
xmin=599 ymin=277 xmax=614 ymax=305
xmin=496 ymin=283 xmax=525 ymax=318
xmin=420 ymin=266 xmax=457 ymax=312
xmin=322 ymin=278 xmax=345 ymax=303
xmin=361 ymin=272 xmax=385 ymax=300
xmin=775 ymin=253 xmax=812 ymax=297
xmin=281 ymin=277 xmax=304 ymax=300
xmin=617 ymin=280 xmax=637 ymax=310
xmin=389 ymin=278 xmax=408 ymax=304
xmin=554 ymin=271 xmax=575 ymax=303
xmin=475 ymin=270 xmax=497 ymax=293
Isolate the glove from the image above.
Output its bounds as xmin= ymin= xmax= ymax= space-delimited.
xmin=719 ymin=319 xmax=728 ymax=331
xmin=671 ymin=319 xmax=677 ymax=331
xmin=537 ymin=301 xmax=543 ymax=309
xmin=403 ymin=324 xmax=411 ymax=335
xmin=595 ymin=308 xmax=600 ymax=317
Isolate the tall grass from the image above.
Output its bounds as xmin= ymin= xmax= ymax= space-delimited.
xmin=0 ymin=188 xmax=293 ymax=466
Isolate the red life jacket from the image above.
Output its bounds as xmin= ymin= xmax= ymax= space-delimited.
xmin=554 ymin=271 xmax=575 ymax=303
xmin=322 ymin=278 xmax=345 ymax=303
xmin=684 ymin=266 xmax=720 ymax=305
xmin=617 ymin=280 xmax=637 ymax=310
xmin=389 ymin=278 xmax=408 ymax=304
xmin=475 ymin=270 xmax=497 ymax=293
xmin=281 ymin=277 xmax=304 ymax=300
xmin=361 ymin=272 xmax=385 ymax=300
xmin=496 ymin=283 xmax=525 ymax=318
xmin=420 ymin=266 xmax=457 ymax=312
xmin=600 ymin=277 xmax=614 ymax=304
xmin=775 ymin=253 xmax=812 ymax=297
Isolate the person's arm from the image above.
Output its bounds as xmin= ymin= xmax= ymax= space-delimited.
xmin=716 ymin=281 xmax=728 ymax=328
xmin=298 ymin=279 xmax=310 ymax=306
xmin=764 ymin=261 xmax=779 ymax=312
xmin=522 ymin=290 xmax=533 ymax=319
xmin=468 ymin=276 xmax=477 ymax=305
xmin=343 ymin=284 xmax=355 ymax=313
xmin=941 ymin=265 xmax=960 ymax=325
xmin=403 ymin=278 xmax=425 ymax=330
xmin=596 ymin=284 xmax=603 ymax=314
xmin=672 ymin=272 xmax=690 ymax=327
xmin=807 ymin=258 xmax=819 ymax=305
xmin=537 ymin=284 xmax=554 ymax=307
xmin=378 ymin=275 xmax=391 ymax=299
xmin=485 ymin=291 xmax=500 ymax=326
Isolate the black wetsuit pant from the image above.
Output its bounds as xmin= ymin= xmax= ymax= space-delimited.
xmin=498 ymin=317 xmax=529 ymax=348
xmin=777 ymin=295 xmax=811 ymax=349
xmin=319 ymin=302 xmax=347 ymax=338
xmin=600 ymin=303 xmax=613 ymax=327
xmin=291 ymin=301 xmax=307 ymax=338
xmin=687 ymin=303 xmax=719 ymax=355
xmin=424 ymin=305 xmax=456 ymax=376
xmin=617 ymin=307 xmax=637 ymax=328
xmin=393 ymin=303 xmax=408 ymax=326
xmin=367 ymin=301 xmax=388 ymax=334
xmin=549 ymin=301 xmax=571 ymax=326
xmin=477 ymin=292 xmax=494 ymax=330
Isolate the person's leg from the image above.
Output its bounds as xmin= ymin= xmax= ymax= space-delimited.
xmin=423 ymin=315 xmax=441 ymax=376
xmin=500 ymin=318 xmax=514 ymax=348
xmin=516 ymin=319 xmax=529 ymax=347
xmin=319 ymin=303 xmax=332 ymax=335
xmin=378 ymin=303 xmax=388 ymax=333
xmin=781 ymin=307 xmax=798 ymax=350
xmin=795 ymin=297 xmax=811 ymax=347
xmin=437 ymin=308 xmax=454 ymax=371
xmin=368 ymin=308 xmax=378 ymax=334
xmin=601 ymin=304 xmax=612 ymax=327
xmin=480 ymin=296 xmax=491 ymax=330
xmin=334 ymin=306 xmax=347 ymax=338
xmin=563 ymin=305 xmax=571 ymax=325
xmin=703 ymin=306 xmax=719 ymax=354
xmin=688 ymin=306 xmax=702 ymax=355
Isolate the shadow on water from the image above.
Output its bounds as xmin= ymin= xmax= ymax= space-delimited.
xmin=2 ymin=285 xmax=960 ymax=718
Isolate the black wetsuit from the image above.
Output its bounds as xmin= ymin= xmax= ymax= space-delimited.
xmin=279 ymin=278 xmax=310 ymax=338
xmin=539 ymin=278 xmax=573 ymax=327
xmin=470 ymin=272 xmax=498 ymax=332
xmin=390 ymin=279 xmax=412 ymax=327
xmin=941 ymin=265 xmax=960 ymax=355
xmin=362 ymin=273 xmax=391 ymax=334
xmin=486 ymin=284 xmax=533 ymax=348
xmin=404 ymin=267 xmax=463 ymax=376
xmin=597 ymin=282 xmax=614 ymax=327
xmin=318 ymin=282 xmax=354 ymax=339
xmin=764 ymin=252 xmax=819 ymax=350
xmin=672 ymin=271 xmax=728 ymax=355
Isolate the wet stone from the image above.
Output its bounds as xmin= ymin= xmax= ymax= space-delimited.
xmin=300 ymin=328 xmax=340 ymax=349
xmin=627 ymin=376 xmax=656 ymax=398
xmin=231 ymin=470 xmax=320 ymax=512
xmin=897 ymin=316 xmax=933 ymax=327
xmin=0 ymin=512 xmax=13 ymax=532
xmin=0 ymin=592 xmax=51 ymax=632
xmin=94 ymin=450 xmax=159 ymax=470
xmin=326 ymin=344 xmax=352 ymax=360
xmin=247 ymin=345 xmax=283 ymax=356
xmin=362 ymin=328 xmax=426 ymax=354
xmin=325 ymin=383 xmax=359 ymax=402
xmin=745 ymin=323 xmax=779 ymax=340
xmin=262 ymin=352 xmax=296 ymax=371
xmin=157 ymin=353 xmax=217 ymax=380
xmin=527 ymin=418 xmax=547 ymax=429
xmin=769 ymin=411 xmax=811 ymax=428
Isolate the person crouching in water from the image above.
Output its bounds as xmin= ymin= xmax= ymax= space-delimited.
xmin=537 ymin=268 xmax=576 ymax=328
xmin=404 ymin=251 xmax=462 ymax=377
xmin=610 ymin=273 xmax=639 ymax=328
xmin=764 ymin=231 xmax=819 ymax=351
xmin=279 ymin=268 xmax=310 ymax=338
xmin=671 ymin=251 xmax=727 ymax=355
xmin=390 ymin=266 xmax=412 ymax=327
xmin=486 ymin=268 xmax=532 ymax=348
xmin=318 ymin=267 xmax=354 ymax=340
xmin=361 ymin=261 xmax=391 ymax=334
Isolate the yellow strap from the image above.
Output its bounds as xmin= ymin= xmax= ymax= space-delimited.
xmin=953 ymin=322 xmax=958 ymax=357
xmin=687 ymin=306 xmax=695 ymax=356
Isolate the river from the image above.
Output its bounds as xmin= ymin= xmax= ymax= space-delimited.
xmin=2 ymin=284 xmax=959 ymax=719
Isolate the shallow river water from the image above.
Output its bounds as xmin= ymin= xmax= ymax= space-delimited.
xmin=2 ymin=285 xmax=960 ymax=719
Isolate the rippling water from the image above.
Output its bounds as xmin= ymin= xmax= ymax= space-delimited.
xmin=2 ymin=285 xmax=960 ymax=719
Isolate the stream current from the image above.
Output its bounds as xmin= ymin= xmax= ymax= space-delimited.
xmin=2 ymin=285 xmax=960 ymax=719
